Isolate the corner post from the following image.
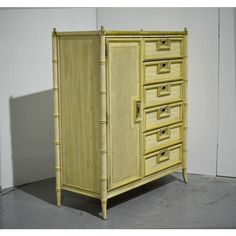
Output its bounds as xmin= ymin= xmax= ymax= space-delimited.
xmin=99 ymin=26 xmax=108 ymax=220
xmin=52 ymin=28 xmax=62 ymax=205
xmin=182 ymin=28 xmax=188 ymax=183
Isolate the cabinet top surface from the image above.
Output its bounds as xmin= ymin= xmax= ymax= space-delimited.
xmin=53 ymin=29 xmax=188 ymax=36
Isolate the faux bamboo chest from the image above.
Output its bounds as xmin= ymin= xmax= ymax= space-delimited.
xmin=52 ymin=27 xmax=188 ymax=220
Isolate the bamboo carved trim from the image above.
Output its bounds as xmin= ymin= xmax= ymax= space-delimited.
xmin=105 ymin=30 xmax=187 ymax=36
xmin=183 ymin=30 xmax=188 ymax=170
xmin=52 ymin=29 xmax=62 ymax=205
xmin=99 ymin=34 xmax=107 ymax=205
xmin=55 ymin=29 xmax=187 ymax=37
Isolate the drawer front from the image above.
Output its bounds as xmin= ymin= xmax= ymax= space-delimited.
xmin=144 ymin=123 xmax=182 ymax=154
xmin=144 ymin=81 xmax=182 ymax=108
xmin=144 ymin=102 xmax=182 ymax=131
xmin=144 ymin=144 xmax=182 ymax=176
xmin=144 ymin=60 xmax=183 ymax=85
xmin=144 ymin=38 xmax=183 ymax=60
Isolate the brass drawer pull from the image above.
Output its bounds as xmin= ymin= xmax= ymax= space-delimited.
xmin=157 ymin=127 xmax=170 ymax=141
xmin=157 ymin=61 xmax=170 ymax=74
xmin=157 ymin=84 xmax=170 ymax=97
xmin=156 ymin=149 xmax=170 ymax=163
xmin=136 ymin=101 xmax=141 ymax=120
xmin=156 ymin=38 xmax=171 ymax=51
xmin=157 ymin=105 xmax=170 ymax=119
xmin=133 ymin=98 xmax=141 ymax=124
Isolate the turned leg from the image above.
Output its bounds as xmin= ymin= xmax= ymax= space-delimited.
xmin=101 ymin=200 xmax=107 ymax=220
xmin=182 ymin=168 xmax=188 ymax=183
xmin=56 ymin=189 xmax=61 ymax=207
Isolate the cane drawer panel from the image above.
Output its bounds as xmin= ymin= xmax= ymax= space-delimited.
xmin=144 ymin=123 xmax=182 ymax=154
xmin=144 ymin=38 xmax=183 ymax=60
xmin=144 ymin=60 xmax=183 ymax=85
xmin=144 ymin=102 xmax=182 ymax=131
xmin=144 ymin=144 xmax=182 ymax=176
xmin=144 ymin=81 xmax=182 ymax=108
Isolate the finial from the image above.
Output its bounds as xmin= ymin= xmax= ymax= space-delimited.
xmin=52 ymin=28 xmax=57 ymax=36
xmin=184 ymin=27 xmax=188 ymax=35
xmin=100 ymin=25 xmax=105 ymax=35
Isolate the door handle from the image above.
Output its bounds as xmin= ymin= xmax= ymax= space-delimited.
xmin=134 ymin=99 xmax=141 ymax=123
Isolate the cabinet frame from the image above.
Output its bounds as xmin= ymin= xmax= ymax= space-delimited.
xmin=52 ymin=27 xmax=188 ymax=220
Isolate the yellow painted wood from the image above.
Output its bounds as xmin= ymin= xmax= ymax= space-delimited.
xmin=144 ymin=81 xmax=183 ymax=108
xmin=52 ymin=29 xmax=62 ymax=207
xmin=144 ymin=102 xmax=183 ymax=132
xmin=106 ymin=38 xmax=142 ymax=190
xmin=182 ymin=30 xmax=188 ymax=183
xmin=143 ymin=59 xmax=183 ymax=85
xmin=144 ymin=37 xmax=183 ymax=60
xmin=58 ymin=35 xmax=101 ymax=194
xmin=56 ymin=30 xmax=187 ymax=37
xmin=52 ymin=28 xmax=188 ymax=219
xmin=99 ymin=27 xmax=108 ymax=220
xmin=104 ymin=30 xmax=187 ymax=36
xmin=144 ymin=123 xmax=182 ymax=155
xmin=62 ymin=185 xmax=100 ymax=199
xmin=144 ymin=144 xmax=182 ymax=176
xmin=107 ymin=163 xmax=182 ymax=199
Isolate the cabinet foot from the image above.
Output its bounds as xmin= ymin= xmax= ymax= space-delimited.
xmin=56 ymin=190 xmax=61 ymax=207
xmin=101 ymin=200 xmax=107 ymax=220
xmin=182 ymin=168 xmax=188 ymax=183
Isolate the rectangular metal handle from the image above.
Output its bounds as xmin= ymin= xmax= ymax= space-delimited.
xmin=157 ymin=105 xmax=170 ymax=119
xmin=156 ymin=38 xmax=171 ymax=51
xmin=132 ymin=98 xmax=141 ymax=125
xmin=156 ymin=149 xmax=170 ymax=163
xmin=136 ymin=100 xmax=141 ymax=122
xmin=157 ymin=127 xmax=170 ymax=141
xmin=157 ymin=61 xmax=171 ymax=74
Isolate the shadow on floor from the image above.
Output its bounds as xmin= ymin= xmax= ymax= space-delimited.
xmin=19 ymin=174 xmax=180 ymax=219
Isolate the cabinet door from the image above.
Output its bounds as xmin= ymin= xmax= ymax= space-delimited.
xmin=107 ymin=39 xmax=142 ymax=190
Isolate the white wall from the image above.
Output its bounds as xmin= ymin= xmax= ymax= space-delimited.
xmin=0 ymin=8 xmax=97 ymax=189
xmin=97 ymin=8 xmax=219 ymax=176
xmin=217 ymin=8 xmax=236 ymax=177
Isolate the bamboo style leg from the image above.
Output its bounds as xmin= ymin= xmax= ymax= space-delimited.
xmin=99 ymin=26 xmax=108 ymax=220
xmin=56 ymin=188 xmax=61 ymax=206
xmin=53 ymin=28 xmax=62 ymax=207
xmin=182 ymin=29 xmax=188 ymax=185
xmin=182 ymin=168 xmax=188 ymax=183
xmin=101 ymin=200 xmax=107 ymax=220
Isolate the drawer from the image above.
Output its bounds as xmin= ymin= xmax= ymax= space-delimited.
xmin=144 ymin=144 xmax=182 ymax=176
xmin=144 ymin=123 xmax=182 ymax=154
xmin=144 ymin=102 xmax=182 ymax=131
xmin=144 ymin=60 xmax=183 ymax=85
xmin=144 ymin=81 xmax=182 ymax=108
xmin=144 ymin=37 xmax=183 ymax=60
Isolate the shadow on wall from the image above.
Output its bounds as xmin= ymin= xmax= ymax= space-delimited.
xmin=9 ymin=90 xmax=55 ymax=187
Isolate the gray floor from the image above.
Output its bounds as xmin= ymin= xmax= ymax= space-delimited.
xmin=1 ymin=173 xmax=236 ymax=229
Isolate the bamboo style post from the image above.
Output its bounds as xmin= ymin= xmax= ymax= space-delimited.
xmin=99 ymin=26 xmax=108 ymax=220
xmin=182 ymin=28 xmax=188 ymax=183
xmin=52 ymin=28 xmax=62 ymax=205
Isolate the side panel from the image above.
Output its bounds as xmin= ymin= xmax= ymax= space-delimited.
xmin=58 ymin=35 xmax=100 ymax=193
xmin=107 ymin=39 xmax=142 ymax=190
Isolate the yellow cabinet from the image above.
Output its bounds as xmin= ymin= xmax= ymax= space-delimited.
xmin=52 ymin=27 xmax=188 ymax=220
